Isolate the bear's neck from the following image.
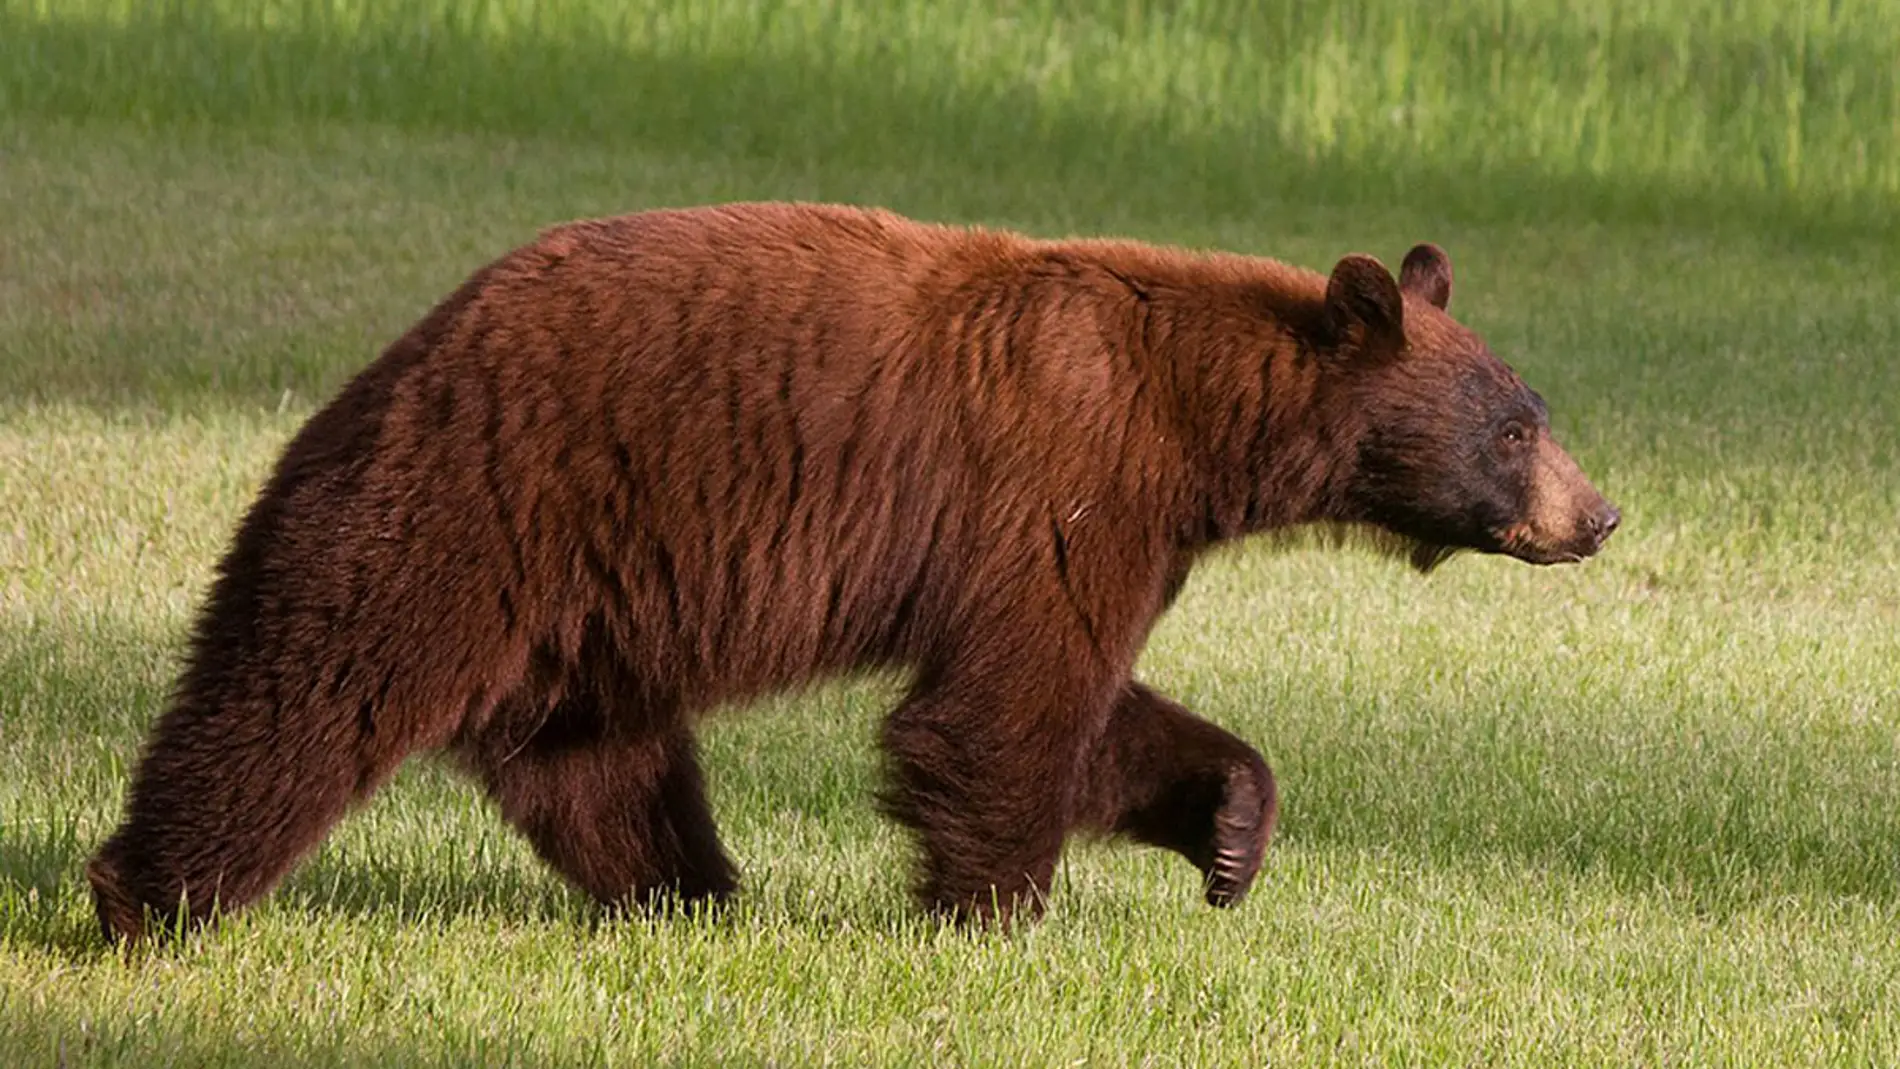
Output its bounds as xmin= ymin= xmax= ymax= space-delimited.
xmin=1140 ymin=283 xmax=1366 ymax=548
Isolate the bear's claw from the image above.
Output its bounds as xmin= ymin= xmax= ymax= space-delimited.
xmin=1202 ymin=761 xmax=1278 ymax=908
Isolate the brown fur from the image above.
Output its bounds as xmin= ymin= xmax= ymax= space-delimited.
xmin=87 ymin=202 xmax=1616 ymax=943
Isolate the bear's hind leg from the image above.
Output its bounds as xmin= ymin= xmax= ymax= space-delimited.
xmin=87 ymin=686 xmax=427 ymax=945
xmin=1076 ymin=682 xmax=1278 ymax=907
xmin=468 ymin=695 xmax=737 ymax=911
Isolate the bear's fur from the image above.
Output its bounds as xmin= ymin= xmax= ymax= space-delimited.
xmin=87 ymin=202 xmax=1618 ymax=942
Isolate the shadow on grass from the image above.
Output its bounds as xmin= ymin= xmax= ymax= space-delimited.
xmin=0 ymin=1005 xmax=563 ymax=1069
xmin=0 ymin=812 xmax=108 ymax=961
xmin=5 ymin=8 xmax=1892 ymax=247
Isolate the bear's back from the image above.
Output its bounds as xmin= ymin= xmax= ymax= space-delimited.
xmin=301 ymin=204 xmax=1167 ymax=708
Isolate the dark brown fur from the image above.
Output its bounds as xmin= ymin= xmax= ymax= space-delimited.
xmin=87 ymin=202 xmax=1616 ymax=942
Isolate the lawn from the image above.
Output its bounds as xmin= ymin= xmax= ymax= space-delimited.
xmin=3 ymin=1 xmax=1899 ymax=1064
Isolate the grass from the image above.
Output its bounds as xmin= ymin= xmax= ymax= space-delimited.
xmin=4 ymin=0 xmax=1900 ymax=1064
xmin=4 ymin=0 xmax=1898 ymax=243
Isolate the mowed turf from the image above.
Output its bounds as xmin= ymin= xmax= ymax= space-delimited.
xmin=4 ymin=2 xmax=1900 ymax=1065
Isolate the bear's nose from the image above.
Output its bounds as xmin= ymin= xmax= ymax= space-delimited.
xmin=1590 ymin=504 xmax=1622 ymax=543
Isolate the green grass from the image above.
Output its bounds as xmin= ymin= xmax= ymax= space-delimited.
xmin=5 ymin=0 xmax=1899 ymax=242
xmin=4 ymin=1 xmax=1900 ymax=1064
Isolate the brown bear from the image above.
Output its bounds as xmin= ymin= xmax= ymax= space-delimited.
xmin=87 ymin=202 xmax=1618 ymax=943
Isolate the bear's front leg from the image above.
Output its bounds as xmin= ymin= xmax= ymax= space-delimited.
xmin=878 ymin=660 xmax=1121 ymax=926
xmin=1078 ymin=682 xmax=1278 ymax=907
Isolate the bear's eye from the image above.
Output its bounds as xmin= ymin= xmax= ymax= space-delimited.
xmin=1499 ymin=422 xmax=1530 ymax=447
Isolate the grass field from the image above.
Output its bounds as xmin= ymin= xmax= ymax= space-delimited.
xmin=4 ymin=1 xmax=1900 ymax=1064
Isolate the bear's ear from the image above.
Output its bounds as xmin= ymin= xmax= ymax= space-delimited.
xmin=1324 ymin=253 xmax=1405 ymax=352
xmin=1399 ymin=243 xmax=1453 ymax=310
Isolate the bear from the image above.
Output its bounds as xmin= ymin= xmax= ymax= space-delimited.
xmin=87 ymin=202 xmax=1619 ymax=943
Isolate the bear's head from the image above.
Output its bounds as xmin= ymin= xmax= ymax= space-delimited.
xmin=1320 ymin=244 xmax=1620 ymax=572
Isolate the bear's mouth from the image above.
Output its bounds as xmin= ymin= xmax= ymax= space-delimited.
xmin=1492 ymin=523 xmax=1597 ymax=566
xmin=1508 ymin=545 xmax=1590 ymax=565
